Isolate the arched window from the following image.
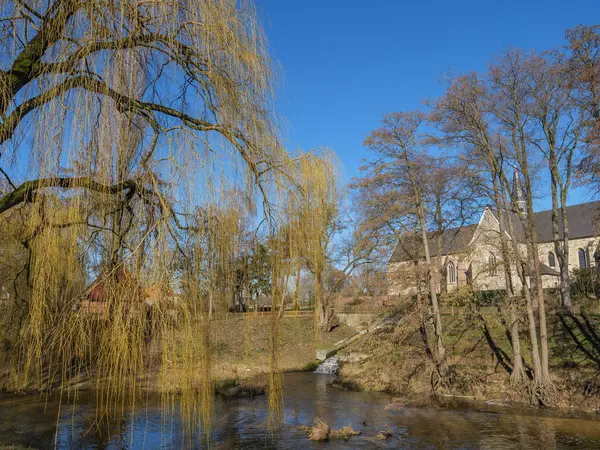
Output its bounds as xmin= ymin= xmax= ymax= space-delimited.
xmin=489 ymin=253 xmax=497 ymax=275
xmin=548 ymin=252 xmax=556 ymax=268
xmin=578 ymin=248 xmax=588 ymax=269
xmin=448 ymin=262 xmax=456 ymax=284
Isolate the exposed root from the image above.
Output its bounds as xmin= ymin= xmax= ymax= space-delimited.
xmin=430 ymin=364 xmax=459 ymax=393
xmin=526 ymin=380 xmax=557 ymax=407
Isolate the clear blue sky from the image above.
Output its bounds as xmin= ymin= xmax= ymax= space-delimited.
xmin=257 ymin=0 xmax=600 ymax=209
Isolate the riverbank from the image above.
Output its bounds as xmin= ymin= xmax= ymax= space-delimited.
xmin=334 ymin=307 xmax=600 ymax=416
xmin=0 ymin=315 xmax=355 ymax=397
xmin=148 ymin=315 xmax=355 ymax=396
xmin=2 ymin=308 xmax=598 ymax=419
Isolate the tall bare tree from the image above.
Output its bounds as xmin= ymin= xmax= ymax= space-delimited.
xmin=528 ymin=53 xmax=584 ymax=312
xmin=489 ymin=50 xmax=553 ymax=388
xmin=430 ymin=73 xmax=528 ymax=384
xmin=362 ymin=111 xmax=449 ymax=377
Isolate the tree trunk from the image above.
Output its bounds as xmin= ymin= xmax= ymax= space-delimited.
xmin=500 ymin=174 xmax=543 ymax=383
xmin=521 ymin=260 xmax=543 ymax=381
xmin=417 ymin=204 xmax=448 ymax=376
xmin=494 ymin=174 xmax=525 ymax=382
xmin=519 ymin=133 xmax=551 ymax=382
xmin=292 ymin=264 xmax=301 ymax=311
xmin=531 ymin=227 xmax=551 ymax=382
xmin=401 ymin=145 xmax=449 ymax=377
xmin=559 ymin=190 xmax=573 ymax=312
xmin=549 ymin=150 xmax=573 ymax=312
xmin=315 ymin=269 xmax=332 ymax=332
xmin=510 ymin=251 xmax=544 ymax=383
xmin=435 ymin=199 xmax=447 ymax=294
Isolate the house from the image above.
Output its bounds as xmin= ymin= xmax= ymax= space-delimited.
xmin=78 ymin=268 xmax=175 ymax=318
xmin=388 ymin=194 xmax=600 ymax=296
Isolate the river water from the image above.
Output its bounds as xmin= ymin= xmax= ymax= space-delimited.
xmin=1 ymin=373 xmax=600 ymax=449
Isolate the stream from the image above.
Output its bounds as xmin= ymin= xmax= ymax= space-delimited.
xmin=1 ymin=373 xmax=600 ymax=449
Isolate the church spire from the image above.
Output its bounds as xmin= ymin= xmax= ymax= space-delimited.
xmin=511 ymin=168 xmax=527 ymax=214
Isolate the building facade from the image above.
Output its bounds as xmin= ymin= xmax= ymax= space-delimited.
xmin=388 ymin=201 xmax=600 ymax=296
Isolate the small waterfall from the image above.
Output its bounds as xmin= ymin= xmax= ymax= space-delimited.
xmin=314 ymin=356 xmax=339 ymax=374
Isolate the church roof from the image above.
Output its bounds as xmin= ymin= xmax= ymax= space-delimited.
xmin=533 ymin=201 xmax=600 ymax=243
xmin=388 ymin=224 xmax=477 ymax=263
xmin=539 ymin=262 xmax=560 ymax=277
xmin=490 ymin=201 xmax=600 ymax=243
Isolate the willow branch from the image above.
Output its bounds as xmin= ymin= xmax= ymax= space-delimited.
xmin=0 ymin=176 xmax=139 ymax=214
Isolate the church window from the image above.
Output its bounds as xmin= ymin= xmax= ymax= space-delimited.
xmin=548 ymin=252 xmax=556 ymax=268
xmin=489 ymin=253 xmax=497 ymax=275
xmin=578 ymin=248 xmax=588 ymax=269
xmin=448 ymin=262 xmax=456 ymax=284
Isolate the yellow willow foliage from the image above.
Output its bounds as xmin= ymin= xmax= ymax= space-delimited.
xmin=267 ymin=234 xmax=285 ymax=432
xmin=0 ymin=0 xmax=340 ymax=444
xmin=260 ymin=149 xmax=338 ymax=431
xmin=287 ymin=151 xmax=339 ymax=334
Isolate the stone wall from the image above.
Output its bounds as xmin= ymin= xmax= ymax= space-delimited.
xmin=537 ymin=238 xmax=598 ymax=273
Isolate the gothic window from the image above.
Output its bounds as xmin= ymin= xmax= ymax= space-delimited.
xmin=578 ymin=248 xmax=588 ymax=269
xmin=448 ymin=262 xmax=456 ymax=284
xmin=548 ymin=252 xmax=556 ymax=268
xmin=489 ymin=253 xmax=497 ymax=275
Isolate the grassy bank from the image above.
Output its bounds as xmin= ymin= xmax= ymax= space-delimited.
xmin=0 ymin=315 xmax=355 ymax=397
xmin=336 ymin=306 xmax=600 ymax=414
xmin=143 ymin=315 xmax=356 ymax=396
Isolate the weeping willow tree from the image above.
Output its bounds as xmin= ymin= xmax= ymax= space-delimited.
xmin=0 ymin=0 xmax=339 ymax=443
xmin=285 ymin=151 xmax=339 ymax=333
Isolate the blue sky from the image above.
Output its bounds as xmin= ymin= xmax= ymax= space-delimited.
xmin=256 ymin=0 xmax=600 ymax=209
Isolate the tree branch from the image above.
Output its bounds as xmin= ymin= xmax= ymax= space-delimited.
xmin=0 ymin=176 xmax=139 ymax=214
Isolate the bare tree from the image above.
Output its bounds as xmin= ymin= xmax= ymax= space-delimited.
xmin=489 ymin=50 xmax=553 ymax=390
xmin=423 ymin=155 xmax=481 ymax=293
xmin=566 ymin=25 xmax=600 ymax=163
xmin=430 ymin=73 xmax=528 ymax=384
xmin=528 ymin=53 xmax=584 ymax=312
xmin=362 ymin=111 xmax=449 ymax=377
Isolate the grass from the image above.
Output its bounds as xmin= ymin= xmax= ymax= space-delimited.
xmin=337 ymin=303 xmax=600 ymax=413
xmin=209 ymin=316 xmax=354 ymax=378
xmin=142 ymin=316 xmax=356 ymax=395
xmin=299 ymin=417 xmax=361 ymax=441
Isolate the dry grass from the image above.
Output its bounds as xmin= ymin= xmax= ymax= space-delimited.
xmin=300 ymin=417 xmax=330 ymax=441
xmin=338 ymin=307 xmax=600 ymax=413
xmin=138 ymin=316 xmax=355 ymax=394
xmin=299 ymin=417 xmax=360 ymax=441
xmin=330 ymin=426 xmax=361 ymax=440
xmin=376 ymin=424 xmax=393 ymax=440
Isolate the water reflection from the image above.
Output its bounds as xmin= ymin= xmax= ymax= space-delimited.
xmin=1 ymin=373 xmax=599 ymax=449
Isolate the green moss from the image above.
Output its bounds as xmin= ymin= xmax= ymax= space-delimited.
xmin=301 ymin=360 xmax=320 ymax=372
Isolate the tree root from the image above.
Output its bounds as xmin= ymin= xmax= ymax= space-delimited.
xmin=430 ymin=364 xmax=459 ymax=393
xmin=525 ymin=380 xmax=557 ymax=407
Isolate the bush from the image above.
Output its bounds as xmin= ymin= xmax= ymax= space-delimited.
xmin=571 ymin=268 xmax=600 ymax=298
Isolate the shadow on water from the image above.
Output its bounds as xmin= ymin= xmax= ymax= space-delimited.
xmin=1 ymin=372 xmax=600 ymax=449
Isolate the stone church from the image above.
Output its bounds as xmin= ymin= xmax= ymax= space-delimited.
xmin=387 ymin=180 xmax=600 ymax=296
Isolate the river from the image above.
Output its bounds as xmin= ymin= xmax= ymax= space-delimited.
xmin=1 ymin=373 xmax=600 ymax=449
